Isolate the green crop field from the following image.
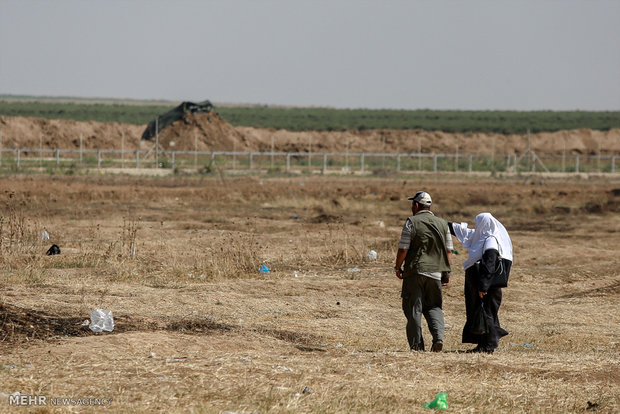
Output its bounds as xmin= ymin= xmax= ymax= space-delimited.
xmin=1 ymin=96 xmax=619 ymax=133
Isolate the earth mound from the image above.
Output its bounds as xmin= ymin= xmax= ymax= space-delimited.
xmin=1 ymin=114 xmax=619 ymax=156
xmin=236 ymin=127 xmax=620 ymax=156
xmin=145 ymin=112 xmax=248 ymax=152
xmin=0 ymin=116 xmax=143 ymax=150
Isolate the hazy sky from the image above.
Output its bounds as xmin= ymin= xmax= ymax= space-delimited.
xmin=1 ymin=0 xmax=619 ymax=110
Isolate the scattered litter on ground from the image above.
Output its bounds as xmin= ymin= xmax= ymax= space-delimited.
xmin=165 ymin=357 xmax=188 ymax=363
xmin=347 ymin=268 xmax=361 ymax=273
xmin=40 ymin=230 xmax=50 ymax=240
xmin=147 ymin=352 xmax=156 ymax=358
xmin=258 ymin=265 xmax=270 ymax=274
xmin=366 ymin=250 xmax=377 ymax=260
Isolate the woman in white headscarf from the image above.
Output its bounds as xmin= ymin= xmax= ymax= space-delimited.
xmin=450 ymin=213 xmax=513 ymax=354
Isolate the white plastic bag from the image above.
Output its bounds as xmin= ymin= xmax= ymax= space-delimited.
xmin=89 ymin=309 xmax=114 ymax=333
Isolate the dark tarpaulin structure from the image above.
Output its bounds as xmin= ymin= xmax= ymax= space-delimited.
xmin=142 ymin=100 xmax=214 ymax=140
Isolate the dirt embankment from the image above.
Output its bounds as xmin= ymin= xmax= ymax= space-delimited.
xmin=1 ymin=114 xmax=619 ymax=156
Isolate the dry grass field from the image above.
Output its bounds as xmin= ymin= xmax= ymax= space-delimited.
xmin=0 ymin=173 xmax=619 ymax=413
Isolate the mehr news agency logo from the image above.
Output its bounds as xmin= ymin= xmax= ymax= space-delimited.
xmin=8 ymin=393 xmax=112 ymax=407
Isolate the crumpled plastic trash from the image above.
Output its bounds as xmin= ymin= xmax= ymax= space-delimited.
xmin=89 ymin=309 xmax=114 ymax=333
xmin=41 ymin=230 xmax=50 ymax=241
xmin=366 ymin=250 xmax=377 ymax=260
xmin=258 ymin=265 xmax=270 ymax=274
xmin=424 ymin=392 xmax=448 ymax=410
xmin=46 ymin=244 xmax=60 ymax=255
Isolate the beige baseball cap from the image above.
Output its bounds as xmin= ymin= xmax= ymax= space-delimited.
xmin=408 ymin=191 xmax=432 ymax=206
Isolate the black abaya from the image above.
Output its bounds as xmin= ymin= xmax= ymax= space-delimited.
xmin=461 ymin=250 xmax=511 ymax=351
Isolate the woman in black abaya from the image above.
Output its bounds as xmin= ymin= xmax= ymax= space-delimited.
xmin=450 ymin=213 xmax=513 ymax=354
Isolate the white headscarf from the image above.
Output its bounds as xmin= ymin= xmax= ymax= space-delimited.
xmin=452 ymin=212 xmax=513 ymax=270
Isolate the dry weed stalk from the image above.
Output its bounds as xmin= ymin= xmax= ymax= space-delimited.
xmin=121 ymin=217 xmax=140 ymax=258
xmin=0 ymin=192 xmax=40 ymax=258
xmin=197 ymin=233 xmax=265 ymax=280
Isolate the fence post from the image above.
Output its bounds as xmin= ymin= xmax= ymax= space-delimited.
xmin=469 ymin=155 xmax=473 ymax=173
xmin=513 ymin=154 xmax=517 ymax=172
xmin=135 ymin=151 xmax=139 ymax=168
xmin=455 ymin=146 xmax=459 ymax=172
xmin=171 ymin=152 xmax=176 ymax=170
xmin=56 ymin=149 xmax=60 ymax=166
xmin=532 ymin=153 xmax=536 ymax=172
xmin=97 ymin=150 xmax=102 ymax=168
xmin=575 ymin=156 xmax=579 ymax=173
xmin=322 ymin=154 xmax=327 ymax=175
xmin=39 ymin=133 xmax=42 ymax=168
xmin=17 ymin=149 xmax=21 ymax=168
xmin=612 ymin=156 xmax=616 ymax=173
xmin=433 ymin=154 xmax=438 ymax=172
xmin=360 ymin=153 xmax=365 ymax=173
xmin=249 ymin=152 xmax=254 ymax=170
xmin=286 ymin=153 xmax=290 ymax=172
xmin=397 ymin=154 xmax=401 ymax=172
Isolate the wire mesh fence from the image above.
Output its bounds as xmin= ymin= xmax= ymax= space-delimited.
xmin=0 ymin=148 xmax=617 ymax=175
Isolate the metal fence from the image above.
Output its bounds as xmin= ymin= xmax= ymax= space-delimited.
xmin=0 ymin=148 xmax=618 ymax=174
